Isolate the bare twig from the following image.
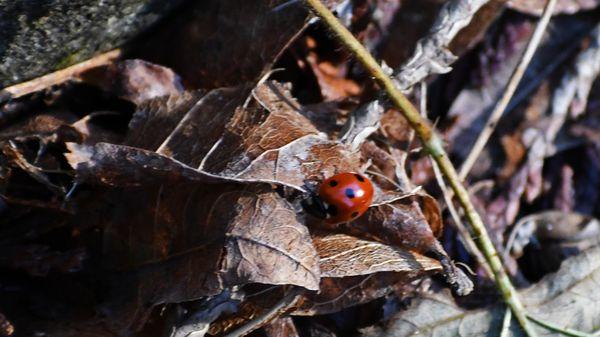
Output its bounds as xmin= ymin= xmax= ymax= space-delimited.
xmin=500 ymin=308 xmax=513 ymax=337
xmin=458 ymin=0 xmax=557 ymax=180
xmin=421 ymin=81 xmax=492 ymax=278
xmin=303 ymin=0 xmax=538 ymax=335
xmin=223 ymin=288 xmax=302 ymax=337
xmin=0 ymin=49 xmax=122 ymax=101
xmin=393 ymin=0 xmax=491 ymax=91
xmin=431 ymin=155 xmax=493 ymax=278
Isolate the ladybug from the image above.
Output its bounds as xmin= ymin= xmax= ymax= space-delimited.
xmin=304 ymin=172 xmax=374 ymax=224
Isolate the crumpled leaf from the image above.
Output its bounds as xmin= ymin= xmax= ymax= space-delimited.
xmin=347 ymin=199 xmax=443 ymax=254
xmin=64 ymin=140 xmax=321 ymax=333
xmin=0 ymin=112 xmax=79 ymax=141
xmin=361 ymin=246 xmax=600 ymax=337
xmin=509 ymin=210 xmax=600 ymax=257
xmin=508 ymin=210 xmax=600 ymax=279
xmin=157 ymin=82 xmax=361 ymax=189
xmin=303 ymin=36 xmax=361 ymax=101
xmin=351 ymin=197 xmax=472 ymax=295
xmin=124 ymin=90 xmax=205 ymax=151
xmin=78 ymin=59 xmax=184 ymax=105
xmin=65 ymin=142 xmax=223 ymax=186
xmin=99 ymin=186 xmax=320 ymax=333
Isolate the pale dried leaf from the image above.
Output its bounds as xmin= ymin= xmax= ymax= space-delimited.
xmin=221 ymin=191 xmax=321 ymax=290
xmin=313 ymin=233 xmax=441 ymax=278
xmin=79 ymin=59 xmax=184 ymax=105
xmin=393 ymin=0 xmax=490 ymax=90
xmin=361 ymin=246 xmax=600 ymax=337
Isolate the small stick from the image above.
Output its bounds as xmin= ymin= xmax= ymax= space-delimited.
xmin=458 ymin=0 xmax=557 ymax=180
xmin=421 ymin=81 xmax=492 ymax=278
xmin=500 ymin=308 xmax=513 ymax=337
xmin=431 ymin=157 xmax=493 ymax=278
xmin=1 ymin=49 xmax=122 ymax=101
xmin=223 ymin=289 xmax=302 ymax=337
xmin=302 ymin=0 xmax=538 ymax=335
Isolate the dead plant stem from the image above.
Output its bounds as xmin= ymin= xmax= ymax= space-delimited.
xmin=458 ymin=0 xmax=557 ymax=180
xmin=302 ymin=0 xmax=538 ymax=335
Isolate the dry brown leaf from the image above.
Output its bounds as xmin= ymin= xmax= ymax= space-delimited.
xmin=263 ymin=317 xmax=300 ymax=337
xmin=361 ymin=246 xmax=600 ymax=337
xmin=343 ymin=198 xmax=472 ymax=295
xmin=125 ymin=90 xmax=205 ymax=151
xmin=65 ymin=142 xmax=223 ymax=187
xmin=155 ymin=82 xmax=361 ymax=189
xmin=350 ymin=199 xmax=442 ymax=253
xmin=313 ymin=233 xmax=441 ymax=278
xmin=98 ymin=186 xmax=319 ymax=333
xmin=294 ymin=273 xmax=415 ymax=316
xmin=304 ymin=40 xmax=362 ymax=101
xmin=78 ymin=59 xmax=184 ymax=105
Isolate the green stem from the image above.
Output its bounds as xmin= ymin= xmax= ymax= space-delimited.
xmin=302 ymin=1 xmax=538 ymax=336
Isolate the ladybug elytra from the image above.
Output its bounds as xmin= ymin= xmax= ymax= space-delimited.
xmin=307 ymin=172 xmax=374 ymax=224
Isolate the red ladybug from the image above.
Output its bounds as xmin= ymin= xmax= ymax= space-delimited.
xmin=309 ymin=172 xmax=374 ymax=224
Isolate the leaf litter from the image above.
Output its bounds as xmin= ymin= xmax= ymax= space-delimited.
xmin=1 ymin=1 xmax=600 ymax=336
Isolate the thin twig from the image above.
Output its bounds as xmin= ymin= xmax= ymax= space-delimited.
xmin=500 ymin=308 xmax=513 ymax=337
xmin=458 ymin=0 xmax=557 ymax=180
xmin=421 ymin=81 xmax=492 ymax=278
xmin=431 ymin=156 xmax=493 ymax=278
xmin=1 ymin=49 xmax=122 ymax=101
xmin=223 ymin=288 xmax=302 ymax=337
xmin=303 ymin=1 xmax=538 ymax=335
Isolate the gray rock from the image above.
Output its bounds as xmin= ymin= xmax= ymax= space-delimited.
xmin=0 ymin=0 xmax=186 ymax=87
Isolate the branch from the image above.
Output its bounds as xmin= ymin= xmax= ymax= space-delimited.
xmin=302 ymin=1 xmax=539 ymax=336
xmin=0 ymin=49 xmax=122 ymax=102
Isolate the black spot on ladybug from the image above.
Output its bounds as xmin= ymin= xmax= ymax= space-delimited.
xmin=327 ymin=204 xmax=338 ymax=216
xmin=351 ymin=211 xmax=359 ymax=218
xmin=329 ymin=180 xmax=338 ymax=187
xmin=345 ymin=188 xmax=355 ymax=199
xmin=355 ymin=174 xmax=365 ymax=182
